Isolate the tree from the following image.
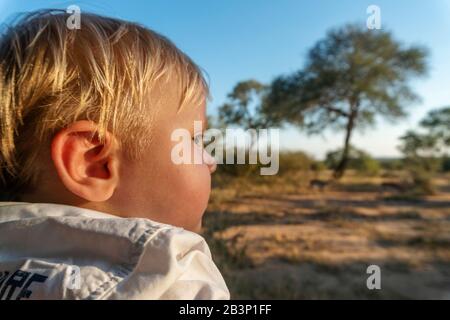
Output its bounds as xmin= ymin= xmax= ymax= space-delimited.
xmin=399 ymin=131 xmax=440 ymax=158
xmin=399 ymin=130 xmax=441 ymax=172
xmin=419 ymin=106 xmax=450 ymax=147
xmin=218 ymin=80 xmax=275 ymax=146
xmin=264 ymin=24 xmax=428 ymax=178
xmin=325 ymin=146 xmax=380 ymax=176
xmin=398 ymin=106 xmax=450 ymax=194
xmin=399 ymin=106 xmax=450 ymax=172
xmin=218 ymin=80 xmax=271 ymax=127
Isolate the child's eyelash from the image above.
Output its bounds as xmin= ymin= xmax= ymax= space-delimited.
xmin=193 ymin=133 xmax=203 ymax=146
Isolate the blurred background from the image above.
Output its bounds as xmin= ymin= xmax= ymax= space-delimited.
xmin=1 ymin=0 xmax=449 ymax=299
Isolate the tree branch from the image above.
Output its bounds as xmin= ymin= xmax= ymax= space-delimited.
xmin=322 ymin=105 xmax=350 ymax=117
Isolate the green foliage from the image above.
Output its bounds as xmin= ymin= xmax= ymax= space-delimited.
xmin=378 ymin=158 xmax=403 ymax=171
xmin=214 ymin=150 xmax=315 ymax=178
xmin=218 ymin=80 xmax=273 ymax=131
xmin=310 ymin=160 xmax=327 ymax=172
xmin=399 ymin=106 xmax=450 ymax=193
xmin=325 ymin=146 xmax=380 ymax=176
xmin=399 ymin=130 xmax=441 ymax=159
xmin=420 ymin=106 xmax=450 ymax=146
xmin=409 ymin=169 xmax=435 ymax=195
xmin=265 ymin=24 xmax=428 ymax=131
xmin=399 ymin=107 xmax=449 ymax=159
xmin=277 ymin=151 xmax=315 ymax=175
xmin=263 ymin=23 xmax=428 ymax=177
xmin=442 ymin=156 xmax=450 ymax=172
xmin=399 ymin=141 xmax=439 ymax=195
xmin=214 ymin=148 xmax=261 ymax=178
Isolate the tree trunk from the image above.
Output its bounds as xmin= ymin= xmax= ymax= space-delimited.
xmin=333 ymin=113 xmax=355 ymax=179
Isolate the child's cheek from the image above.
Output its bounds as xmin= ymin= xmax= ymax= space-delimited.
xmin=175 ymin=143 xmax=211 ymax=227
xmin=181 ymin=166 xmax=211 ymax=232
xmin=191 ymin=144 xmax=212 ymax=190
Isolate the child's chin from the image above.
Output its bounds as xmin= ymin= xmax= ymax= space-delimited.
xmin=188 ymin=220 xmax=202 ymax=234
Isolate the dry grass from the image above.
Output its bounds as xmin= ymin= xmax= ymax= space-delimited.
xmin=202 ymin=171 xmax=450 ymax=299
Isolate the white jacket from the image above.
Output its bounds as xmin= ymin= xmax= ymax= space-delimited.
xmin=0 ymin=202 xmax=230 ymax=300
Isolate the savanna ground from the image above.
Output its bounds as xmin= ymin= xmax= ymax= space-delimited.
xmin=203 ymin=170 xmax=450 ymax=299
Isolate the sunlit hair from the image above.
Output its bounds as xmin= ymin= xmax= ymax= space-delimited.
xmin=0 ymin=9 xmax=209 ymax=197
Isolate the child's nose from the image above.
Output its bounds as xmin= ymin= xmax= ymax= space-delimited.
xmin=203 ymin=150 xmax=217 ymax=174
xmin=208 ymin=161 xmax=217 ymax=174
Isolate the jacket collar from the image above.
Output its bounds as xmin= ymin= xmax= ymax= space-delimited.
xmin=0 ymin=202 xmax=118 ymax=223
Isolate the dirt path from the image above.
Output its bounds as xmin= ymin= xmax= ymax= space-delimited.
xmin=204 ymin=188 xmax=450 ymax=299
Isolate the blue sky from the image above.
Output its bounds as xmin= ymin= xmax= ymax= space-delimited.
xmin=1 ymin=0 xmax=449 ymax=158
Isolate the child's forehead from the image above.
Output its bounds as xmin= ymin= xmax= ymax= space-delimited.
xmin=142 ymin=72 xmax=208 ymax=134
xmin=180 ymin=100 xmax=207 ymax=127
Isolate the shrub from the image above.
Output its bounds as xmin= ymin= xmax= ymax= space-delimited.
xmin=325 ymin=146 xmax=380 ymax=176
xmin=441 ymin=156 xmax=450 ymax=172
xmin=277 ymin=151 xmax=315 ymax=175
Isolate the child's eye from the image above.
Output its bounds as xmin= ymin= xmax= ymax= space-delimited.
xmin=193 ymin=133 xmax=203 ymax=147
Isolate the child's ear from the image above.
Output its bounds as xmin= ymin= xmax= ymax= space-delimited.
xmin=51 ymin=120 xmax=120 ymax=202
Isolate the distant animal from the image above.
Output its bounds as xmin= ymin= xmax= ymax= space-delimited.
xmin=309 ymin=179 xmax=329 ymax=191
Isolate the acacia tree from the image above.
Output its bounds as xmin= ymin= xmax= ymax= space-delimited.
xmin=218 ymin=79 xmax=272 ymax=146
xmin=399 ymin=106 xmax=450 ymax=193
xmin=264 ymin=24 xmax=428 ymax=178
xmin=419 ymin=106 xmax=450 ymax=147
xmin=399 ymin=106 xmax=450 ymax=170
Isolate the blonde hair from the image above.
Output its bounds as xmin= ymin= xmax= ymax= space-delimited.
xmin=0 ymin=9 xmax=208 ymax=197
